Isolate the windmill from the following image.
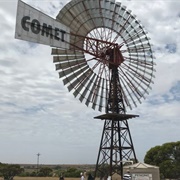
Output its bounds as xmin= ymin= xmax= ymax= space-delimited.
xmin=15 ymin=0 xmax=155 ymax=178
xmin=52 ymin=0 xmax=155 ymax=178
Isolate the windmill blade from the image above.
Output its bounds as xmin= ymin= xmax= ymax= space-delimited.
xmin=119 ymin=67 xmax=141 ymax=105
xmin=91 ymin=77 xmax=103 ymax=110
xmin=85 ymin=75 xmax=99 ymax=107
xmin=72 ymin=69 xmax=94 ymax=96
xmin=98 ymin=78 xmax=105 ymax=112
xmin=63 ymin=65 xmax=90 ymax=86
xmin=59 ymin=63 xmax=88 ymax=78
xmin=79 ymin=73 xmax=96 ymax=103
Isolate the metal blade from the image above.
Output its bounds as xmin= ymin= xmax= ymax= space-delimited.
xmin=79 ymin=73 xmax=96 ymax=102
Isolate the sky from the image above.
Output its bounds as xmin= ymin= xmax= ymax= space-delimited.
xmin=0 ymin=0 xmax=180 ymax=165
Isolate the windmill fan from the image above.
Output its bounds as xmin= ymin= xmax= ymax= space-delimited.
xmin=51 ymin=0 xmax=155 ymax=178
xmin=52 ymin=0 xmax=155 ymax=113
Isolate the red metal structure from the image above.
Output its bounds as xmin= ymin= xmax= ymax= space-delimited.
xmin=94 ymin=50 xmax=138 ymax=177
xmin=52 ymin=0 xmax=155 ymax=178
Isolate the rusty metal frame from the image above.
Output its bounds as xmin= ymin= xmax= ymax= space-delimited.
xmin=94 ymin=64 xmax=138 ymax=178
xmin=52 ymin=0 xmax=155 ymax=178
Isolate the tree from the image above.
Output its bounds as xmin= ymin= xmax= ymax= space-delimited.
xmin=144 ymin=141 xmax=180 ymax=179
xmin=0 ymin=163 xmax=24 ymax=180
xmin=64 ymin=167 xmax=82 ymax=177
xmin=38 ymin=167 xmax=53 ymax=177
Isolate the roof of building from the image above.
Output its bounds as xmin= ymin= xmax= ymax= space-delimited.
xmin=123 ymin=162 xmax=159 ymax=169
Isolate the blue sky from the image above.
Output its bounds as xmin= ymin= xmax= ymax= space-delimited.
xmin=0 ymin=0 xmax=180 ymax=165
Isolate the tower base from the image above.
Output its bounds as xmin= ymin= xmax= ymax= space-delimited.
xmin=94 ymin=113 xmax=139 ymax=178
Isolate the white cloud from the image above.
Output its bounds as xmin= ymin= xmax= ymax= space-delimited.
xmin=0 ymin=0 xmax=179 ymax=165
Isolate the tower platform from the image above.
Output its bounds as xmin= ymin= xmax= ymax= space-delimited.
xmin=94 ymin=113 xmax=139 ymax=121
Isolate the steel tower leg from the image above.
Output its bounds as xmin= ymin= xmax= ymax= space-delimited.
xmin=94 ymin=67 xmax=138 ymax=179
xmin=94 ymin=119 xmax=137 ymax=178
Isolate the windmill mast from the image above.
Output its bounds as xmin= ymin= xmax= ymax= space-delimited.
xmin=36 ymin=153 xmax=40 ymax=173
xmin=94 ymin=47 xmax=138 ymax=178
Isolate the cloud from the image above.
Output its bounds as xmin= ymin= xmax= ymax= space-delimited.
xmin=0 ymin=0 xmax=179 ymax=165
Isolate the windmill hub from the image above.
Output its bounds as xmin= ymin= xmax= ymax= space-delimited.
xmin=105 ymin=46 xmax=125 ymax=68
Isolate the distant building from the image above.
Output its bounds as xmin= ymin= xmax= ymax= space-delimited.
xmin=123 ymin=162 xmax=160 ymax=180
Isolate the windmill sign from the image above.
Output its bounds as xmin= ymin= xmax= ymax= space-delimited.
xmin=15 ymin=0 xmax=70 ymax=48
